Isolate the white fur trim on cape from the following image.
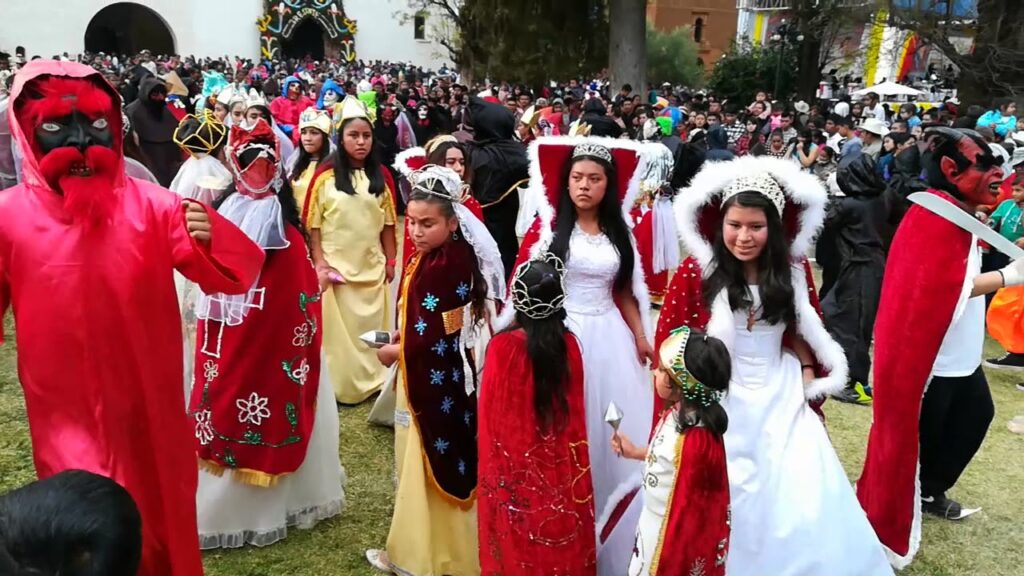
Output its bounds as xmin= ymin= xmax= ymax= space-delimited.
xmin=594 ymin=472 xmax=643 ymax=544
xmin=676 ymin=156 xmax=846 ymax=400
xmin=675 ymin=156 xmax=826 ymax=271
xmin=495 ymin=137 xmax=653 ymax=339
xmin=882 ymin=461 xmax=923 ymax=569
xmin=393 ymin=147 xmax=426 ymax=179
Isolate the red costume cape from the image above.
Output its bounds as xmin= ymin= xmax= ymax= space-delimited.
xmin=632 ymin=207 xmax=669 ymax=305
xmin=645 ymin=416 xmax=730 ymax=576
xmin=478 ymin=331 xmax=596 ymax=575
xmin=399 ymin=239 xmax=479 ymax=506
xmin=857 ymin=189 xmax=970 ymax=567
xmin=190 ymin=225 xmax=322 ymax=486
xmin=0 ymin=60 xmax=264 ymax=576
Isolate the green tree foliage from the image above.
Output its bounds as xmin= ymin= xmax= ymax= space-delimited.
xmin=646 ymin=24 xmax=703 ymax=88
xmin=407 ymin=0 xmax=609 ymax=88
xmin=708 ymin=41 xmax=800 ymax=106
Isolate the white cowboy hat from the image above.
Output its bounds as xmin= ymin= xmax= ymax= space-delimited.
xmin=860 ymin=118 xmax=889 ymax=137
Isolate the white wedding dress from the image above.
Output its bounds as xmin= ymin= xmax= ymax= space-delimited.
xmin=724 ymin=287 xmax=893 ymax=576
xmin=564 ymin=225 xmax=654 ymax=576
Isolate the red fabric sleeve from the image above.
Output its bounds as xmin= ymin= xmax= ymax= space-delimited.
xmin=654 ymin=427 xmax=730 ymax=576
xmin=172 ymin=200 xmax=265 ymax=296
xmin=857 ymin=198 xmax=970 ymax=558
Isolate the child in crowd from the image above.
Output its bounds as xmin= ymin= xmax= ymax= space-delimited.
xmin=612 ymin=326 xmax=732 ymax=576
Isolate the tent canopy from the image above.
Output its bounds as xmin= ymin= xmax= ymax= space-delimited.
xmin=852 ymin=81 xmax=927 ymax=98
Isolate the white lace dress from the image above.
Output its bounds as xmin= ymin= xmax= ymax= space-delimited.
xmin=564 ymin=225 xmax=654 ymax=576
xmin=724 ymin=287 xmax=893 ymax=576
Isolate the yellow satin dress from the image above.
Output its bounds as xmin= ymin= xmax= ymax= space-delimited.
xmin=309 ymin=168 xmax=396 ymax=404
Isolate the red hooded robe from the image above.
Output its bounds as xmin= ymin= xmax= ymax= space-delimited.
xmin=0 ymin=60 xmax=264 ymax=576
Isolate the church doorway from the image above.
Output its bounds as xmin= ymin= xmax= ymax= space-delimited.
xmin=84 ymin=3 xmax=175 ymax=55
xmin=280 ymin=19 xmax=325 ymax=61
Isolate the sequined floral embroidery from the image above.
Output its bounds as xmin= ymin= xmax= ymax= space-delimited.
xmin=432 ymin=339 xmax=449 ymax=356
xmin=292 ymin=322 xmax=312 ymax=347
xmin=415 ymin=318 xmax=428 ymax=336
xmin=423 ymin=293 xmax=440 ymax=311
xmin=430 ymin=369 xmax=445 ymax=386
xmin=456 ymin=282 xmax=470 ymax=300
xmin=236 ymin=392 xmax=271 ymax=425
xmin=194 ymin=410 xmax=214 ymax=445
xmin=441 ymin=396 xmax=454 ymax=414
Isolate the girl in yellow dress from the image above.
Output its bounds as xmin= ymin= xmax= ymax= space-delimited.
xmin=288 ymin=107 xmax=332 ymax=223
xmin=307 ymin=97 xmax=399 ymax=404
xmin=366 ymin=165 xmax=505 ymax=576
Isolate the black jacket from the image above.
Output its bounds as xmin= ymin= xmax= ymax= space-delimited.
xmin=704 ymin=125 xmax=735 ymax=162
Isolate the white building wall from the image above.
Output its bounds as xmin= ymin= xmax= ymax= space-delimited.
xmin=0 ymin=0 xmax=450 ymax=69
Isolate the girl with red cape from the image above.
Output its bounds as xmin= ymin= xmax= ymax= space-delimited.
xmin=612 ymin=325 xmax=731 ymax=576
xmin=656 ymin=156 xmax=892 ymax=575
xmin=479 ymin=254 xmax=597 ymax=575
xmin=498 ymin=137 xmax=653 ymax=576
xmin=189 ymin=118 xmax=345 ymax=548
xmin=366 ymin=165 xmax=505 ymax=576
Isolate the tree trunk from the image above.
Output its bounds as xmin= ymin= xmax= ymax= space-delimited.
xmin=608 ymin=0 xmax=647 ymax=95
xmin=796 ymin=36 xmax=822 ymax=101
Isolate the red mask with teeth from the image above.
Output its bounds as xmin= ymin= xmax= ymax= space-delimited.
xmin=226 ymin=118 xmax=281 ymax=197
xmin=15 ymin=75 xmax=122 ymax=225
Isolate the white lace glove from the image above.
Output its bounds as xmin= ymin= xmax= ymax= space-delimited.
xmin=1001 ymin=257 xmax=1024 ymax=287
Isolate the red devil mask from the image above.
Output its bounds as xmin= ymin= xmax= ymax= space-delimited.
xmin=14 ymin=71 xmax=123 ymax=225
xmin=926 ymin=127 xmax=1004 ymax=208
xmin=226 ymin=118 xmax=281 ymax=197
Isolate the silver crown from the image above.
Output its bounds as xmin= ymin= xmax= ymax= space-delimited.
xmin=722 ymin=171 xmax=786 ymax=216
xmin=409 ymin=165 xmax=466 ymax=204
xmin=511 ymin=253 xmax=567 ymax=320
xmin=572 ymin=142 xmax=613 ymax=164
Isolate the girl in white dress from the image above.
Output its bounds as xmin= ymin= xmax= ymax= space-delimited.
xmin=657 ymin=156 xmax=894 ymax=575
xmin=504 ymin=137 xmax=654 ymax=576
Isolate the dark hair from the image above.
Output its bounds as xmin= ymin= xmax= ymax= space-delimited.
xmin=333 ymin=117 xmax=385 ymax=196
xmin=993 ymin=97 xmax=1015 ymax=113
xmin=673 ymin=329 xmax=731 ymax=437
xmin=549 ymin=155 xmax=635 ymax=293
xmin=288 ymin=126 xmax=330 ymax=182
xmin=0 ymin=470 xmax=142 ymax=576
xmin=426 ymin=140 xmax=473 ymax=187
xmin=406 ymin=181 xmax=488 ymax=321
xmin=703 ymin=191 xmax=796 ymax=326
xmin=670 ymin=143 xmax=706 ymax=190
xmin=511 ymin=258 xmax=572 ymax=429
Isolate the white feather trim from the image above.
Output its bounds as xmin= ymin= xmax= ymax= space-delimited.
xmin=594 ymin=473 xmax=643 ymax=545
xmin=393 ymin=147 xmax=426 ymax=179
xmin=792 ymin=264 xmax=849 ymax=400
xmin=674 ymin=156 xmax=828 ymax=271
xmin=882 ymin=461 xmax=923 ymax=570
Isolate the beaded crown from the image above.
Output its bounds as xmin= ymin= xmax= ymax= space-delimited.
xmin=722 ymin=171 xmax=786 ymax=216
xmin=511 ymin=253 xmax=567 ymax=321
xmin=659 ymin=326 xmax=725 ymax=408
xmin=572 ymin=142 xmax=613 ymax=164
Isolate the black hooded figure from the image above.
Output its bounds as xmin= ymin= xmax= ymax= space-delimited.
xmin=580 ymin=98 xmax=623 ymax=139
xmin=704 ymin=125 xmax=735 ymax=162
xmin=466 ymin=96 xmax=529 ymax=277
xmin=125 ymin=75 xmax=182 ymax=187
xmin=820 ymin=154 xmax=889 ymax=402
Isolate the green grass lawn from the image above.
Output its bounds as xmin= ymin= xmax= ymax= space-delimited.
xmin=0 ymin=311 xmax=1021 ymax=575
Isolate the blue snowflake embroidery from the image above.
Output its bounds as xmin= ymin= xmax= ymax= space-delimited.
xmin=430 ymin=369 xmax=445 ymax=386
xmin=464 ymin=410 xmax=472 ymax=426
xmin=452 ymin=368 xmax=462 ymax=383
xmin=441 ymin=396 xmax=454 ymax=414
xmin=422 ymin=293 xmax=440 ymax=312
xmin=433 ymin=438 xmax=450 ymax=454
xmin=414 ymin=318 xmax=427 ymax=336
xmin=451 ymin=335 xmax=460 ymax=350
xmin=432 ymin=339 xmax=448 ymax=356
xmin=458 ymin=459 xmax=466 ymax=476
xmin=456 ymin=282 xmax=470 ymax=301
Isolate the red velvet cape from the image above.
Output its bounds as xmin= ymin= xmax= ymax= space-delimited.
xmin=400 ymin=239 xmax=479 ymax=506
xmin=647 ymin=416 xmax=730 ymax=576
xmin=190 ymin=225 xmax=322 ymax=484
xmin=632 ymin=207 xmax=669 ymax=304
xmin=655 ymin=256 xmax=829 ymax=425
xmin=478 ymin=330 xmax=596 ymax=575
xmin=857 ymin=189 xmax=970 ymax=561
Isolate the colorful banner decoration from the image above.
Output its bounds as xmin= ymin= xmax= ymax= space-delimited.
xmin=896 ymin=33 xmax=919 ymax=82
xmin=862 ymin=8 xmax=888 ymax=86
xmin=257 ymin=0 xmax=358 ymax=61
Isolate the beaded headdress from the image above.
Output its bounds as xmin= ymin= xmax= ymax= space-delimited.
xmin=659 ymin=326 xmax=725 ymax=408
xmin=572 ymin=142 xmax=613 ymax=164
xmin=409 ymin=164 xmax=466 ymax=204
xmin=173 ymin=110 xmax=228 ymax=157
xmin=511 ymin=253 xmax=567 ymax=320
xmin=721 ymin=171 xmax=786 ymax=217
